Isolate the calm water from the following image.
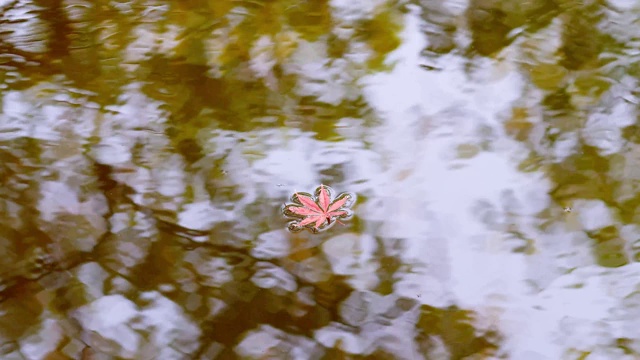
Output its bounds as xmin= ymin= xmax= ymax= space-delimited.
xmin=1 ymin=0 xmax=640 ymax=359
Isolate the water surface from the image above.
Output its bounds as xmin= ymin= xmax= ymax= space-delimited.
xmin=1 ymin=0 xmax=640 ymax=359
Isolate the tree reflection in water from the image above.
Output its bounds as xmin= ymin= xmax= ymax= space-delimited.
xmin=1 ymin=0 xmax=640 ymax=358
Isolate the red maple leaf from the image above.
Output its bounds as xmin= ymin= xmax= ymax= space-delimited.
xmin=283 ymin=185 xmax=355 ymax=233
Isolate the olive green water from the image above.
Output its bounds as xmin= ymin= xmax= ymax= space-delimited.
xmin=1 ymin=0 xmax=640 ymax=359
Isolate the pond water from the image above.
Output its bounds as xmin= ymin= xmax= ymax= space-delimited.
xmin=1 ymin=0 xmax=640 ymax=359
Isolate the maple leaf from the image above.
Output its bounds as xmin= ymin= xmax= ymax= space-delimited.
xmin=283 ymin=184 xmax=355 ymax=233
